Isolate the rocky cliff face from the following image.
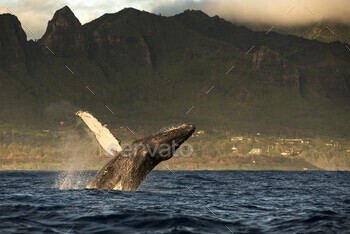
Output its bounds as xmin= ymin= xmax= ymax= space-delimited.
xmin=38 ymin=6 xmax=86 ymax=56
xmin=252 ymin=46 xmax=299 ymax=87
xmin=172 ymin=10 xmax=350 ymax=101
xmin=84 ymin=11 xmax=154 ymax=71
xmin=0 ymin=6 xmax=350 ymax=135
xmin=0 ymin=14 xmax=28 ymax=74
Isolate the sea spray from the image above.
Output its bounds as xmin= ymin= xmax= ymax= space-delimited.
xmin=56 ymin=170 xmax=91 ymax=190
xmin=54 ymin=123 xmax=100 ymax=189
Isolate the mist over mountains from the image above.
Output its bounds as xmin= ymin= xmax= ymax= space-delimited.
xmin=0 ymin=6 xmax=349 ymax=136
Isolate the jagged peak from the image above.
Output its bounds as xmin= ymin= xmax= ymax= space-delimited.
xmin=58 ymin=5 xmax=72 ymax=12
xmin=38 ymin=5 xmax=86 ymax=55
xmin=54 ymin=6 xmax=74 ymax=16
xmin=50 ymin=5 xmax=81 ymax=27
xmin=0 ymin=13 xmax=27 ymax=41
xmin=40 ymin=5 xmax=81 ymax=39
xmin=0 ymin=13 xmax=21 ymax=24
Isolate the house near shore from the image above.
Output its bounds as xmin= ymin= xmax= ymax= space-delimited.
xmin=285 ymin=139 xmax=303 ymax=145
xmin=231 ymin=137 xmax=243 ymax=141
xmin=231 ymin=147 xmax=238 ymax=153
xmin=278 ymin=138 xmax=308 ymax=145
xmin=249 ymin=149 xmax=262 ymax=155
xmin=281 ymin=150 xmax=300 ymax=156
xmin=194 ymin=130 xmax=205 ymax=137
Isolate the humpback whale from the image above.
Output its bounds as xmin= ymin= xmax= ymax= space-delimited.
xmin=76 ymin=111 xmax=195 ymax=191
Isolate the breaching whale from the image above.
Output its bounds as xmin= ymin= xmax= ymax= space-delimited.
xmin=76 ymin=111 xmax=195 ymax=191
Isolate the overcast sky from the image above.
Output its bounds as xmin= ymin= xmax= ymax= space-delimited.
xmin=1 ymin=0 xmax=350 ymax=40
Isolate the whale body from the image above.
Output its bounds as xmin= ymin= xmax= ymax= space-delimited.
xmin=77 ymin=111 xmax=195 ymax=191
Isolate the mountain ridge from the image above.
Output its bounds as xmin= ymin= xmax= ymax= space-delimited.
xmin=0 ymin=6 xmax=350 ymax=137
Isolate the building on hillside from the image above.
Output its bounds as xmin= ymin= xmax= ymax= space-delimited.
xmin=197 ymin=130 xmax=205 ymax=134
xmin=231 ymin=137 xmax=243 ymax=141
xmin=282 ymin=139 xmax=305 ymax=145
xmin=231 ymin=147 xmax=238 ymax=153
xmin=249 ymin=149 xmax=262 ymax=155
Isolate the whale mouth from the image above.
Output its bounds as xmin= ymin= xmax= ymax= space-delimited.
xmin=162 ymin=124 xmax=193 ymax=133
xmin=135 ymin=124 xmax=195 ymax=146
xmin=162 ymin=124 xmax=196 ymax=146
xmin=129 ymin=124 xmax=196 ymax=161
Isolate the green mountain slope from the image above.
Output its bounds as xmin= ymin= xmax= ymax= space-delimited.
xmin=298 ymin=23 xmax=350 ymax=44
xmin=247 ymin=22 xmax=350 ymax=45
xmin=0 ymin=7 xmax=350 ymax=137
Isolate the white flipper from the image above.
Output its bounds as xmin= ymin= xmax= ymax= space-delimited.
xmin=76 ymin=111 xmax=122 ymax=156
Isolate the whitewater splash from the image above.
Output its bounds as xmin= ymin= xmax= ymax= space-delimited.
xmin=56 ymin=170 xmax=91 ymax=190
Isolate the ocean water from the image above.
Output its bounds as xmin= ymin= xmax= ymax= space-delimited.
xmin=0 ymin=170 xmax=349 ymax=233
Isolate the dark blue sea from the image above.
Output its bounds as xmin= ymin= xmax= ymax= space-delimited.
xmin=0 ymin=170 xmax=349 ymax=233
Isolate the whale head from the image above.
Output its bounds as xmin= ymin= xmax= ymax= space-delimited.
xmin=123 ymin=124 xmax=196 ymax=162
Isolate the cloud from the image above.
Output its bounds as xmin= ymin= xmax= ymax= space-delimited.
xmin=151 ymin=0 xmax=350 ymax=26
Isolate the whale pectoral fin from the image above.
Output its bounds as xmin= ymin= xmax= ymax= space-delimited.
xmin=76 ymin=111 xmax=122 ymax=156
